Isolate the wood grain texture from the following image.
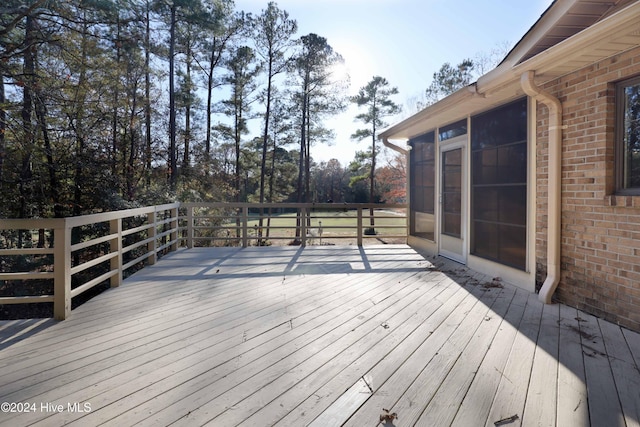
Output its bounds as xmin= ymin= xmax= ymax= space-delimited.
xmin=0 ymin=245 xmax=638 ymax=427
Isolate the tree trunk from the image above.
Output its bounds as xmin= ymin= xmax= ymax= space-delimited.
xmin=112 ymin=12 xmax=121 ymax=183
xmin=19 ymin=14 xmax=36 ymax=224
xmin=205 ymin=28 xmax=235 ymax=176
xmin=127 ymin=81 xmax=138 ymax=200
xmin=234 ymin=97 xmax=242 ymax=239
xmin=369 ymin=126 xmax=376 ymax=229
xmin=183 ymin=38 xmax=191 ymax=173
xmin=73 ymin=18 xmax=89 ymax=219
xmin=305 ymin=98 xmax=311 ymax=227
xmin=259 ymin=62 xmax=272 ymax=204
xmin=295 ymin=88 xmax=308 ymax=241
xmin=234 ymin=91 xmax=242 ymax=203
xmin=205 ymin=41 xmax=216 ymax=175
xmin=168 ymin=4 xmax=177 ymax=190
xmin=144 ymin=0 xmax=152 ymax=186
xmin=305 ymin=98 xmax=311 ymax=203
xmin=266 ymin=131 xmax=277 ymax=238
xmin=34 ymin=82 xmax=62 ymax=218
xmin=0 ymin=66 xmax=6 ymax=189
xmin=258 ymin=61 xmax=273 ymax=243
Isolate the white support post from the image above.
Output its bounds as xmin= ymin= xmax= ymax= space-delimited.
xmin=186 ymin=205 xmax=194 ymax=249
xmin=301 ymin=208 xmax=307 ymax=247
xmin=170 ymin=207 xmax=178 ymax=252
xmin=110 ymin=218 xmax=123 ymax=288
xmin=147 ymin=210 xmax=157 ymax=265
xmin=53 ymin=221 xmax=71 ymax=320
xmin=242 ymin=206 xmax=249 ymax=248
xmin=357 ymin=207 xmax=363 ymax=246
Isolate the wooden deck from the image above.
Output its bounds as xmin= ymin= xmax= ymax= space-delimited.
xmin=0 ymin=245 xmax=639 ymax=427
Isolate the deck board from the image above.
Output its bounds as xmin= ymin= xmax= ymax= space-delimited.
xmin=1 ymin=271 xmax=358 ymax=401
xmin=625 ymin=328 xmax=640 ymax=368
xmin=581 ymin=312 xmax=626 ymax=427
xmin=239 ymin=272 xmax=454 ymax=427
xmin=342 ymin=271 xmax=506 ymax=426
xmin=522 ymin=302 xmax=559 ymax=427
xmin=484 ymin=291 xmax=543 ymax=427
xmin=214 ymin=273 xmax=450 ymax=426
xmin=275 ymin=274 xmax=467 ymax=427
xmin=66 ymin=260 xmax=424 ymax=425
xmin=556 ymin=304 xmax=589 ymax=427
xmin=599 ymin=318 xmax=640 ymax=427
xmin=153 ymin=267 xmax=427 ymax=426
xmin=0 ymin=245 xmax=639 ymax=427
xmin=414 ymin=285 xmax=518 ymax=427
xmin=451 ymin=287 xmax=529 ymax=427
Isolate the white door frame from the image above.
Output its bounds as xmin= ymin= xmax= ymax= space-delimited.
xmin=438 ymin=135 xmax=467 ymax=264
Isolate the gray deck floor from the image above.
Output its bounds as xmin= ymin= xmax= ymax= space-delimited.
xmin=0 ymin=245 xmax=639 ymax=427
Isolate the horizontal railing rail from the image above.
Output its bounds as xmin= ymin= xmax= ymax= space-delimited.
xmin=0 ymin=202 xmax=406 ymax=320
xmin=179 ymin=202 xmax=407 ymax=248
xmin=0 ymin=203 xmax=180 ymax=320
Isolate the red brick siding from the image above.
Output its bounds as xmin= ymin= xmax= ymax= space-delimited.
xmin=536 ymin=46 xmax=640 ymax=331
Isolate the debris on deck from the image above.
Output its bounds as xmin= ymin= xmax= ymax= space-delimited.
xmin=494 ymin=414 xmax=519 ymax=425
xmin=380 ymin=408 xmax=398 ymax=424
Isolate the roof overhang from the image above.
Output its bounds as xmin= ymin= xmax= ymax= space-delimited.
xmin=381 ymin=0 xmax=640 ymax=144
xmin=503 ymin=0 xmax=634 ymax=66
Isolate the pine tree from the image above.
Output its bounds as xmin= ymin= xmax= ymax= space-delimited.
xmin=351 ymin=76 xmax=401 ymax=231
xmin=423 ymin=59 xmax=474 ymax=106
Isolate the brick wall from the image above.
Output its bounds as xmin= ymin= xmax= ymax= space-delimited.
xmin=536 ymin=46 xmax=640 ymax=331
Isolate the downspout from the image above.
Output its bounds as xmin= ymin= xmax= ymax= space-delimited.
xmin=381 ymin=137 xmax=409 ymax=156
xmin=520 ymin=70 xmax=562 ymax=304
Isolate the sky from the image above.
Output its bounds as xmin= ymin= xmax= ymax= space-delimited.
xmin=233 ymin=0 xmax=553 ymax=165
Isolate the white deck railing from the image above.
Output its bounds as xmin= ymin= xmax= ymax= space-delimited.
xmin=181 ymin=202 xmax=407 ymax=247
xmin=0 ymin=203 xmax=406 ymax=320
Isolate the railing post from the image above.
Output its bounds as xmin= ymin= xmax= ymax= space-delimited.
xmin=110 ymin=218 xmax=123 ymax=288
xmin=186 ymin=205 xmax=194 ymax=249
xmin=170 ymin=206 xmax=178 ymax=252
xmin=357 ymin=207 xmax=363 ymax=246
xmin=242 ymin=206 xmax=249 ymax=248
xmin=301 ymin=207 xmax=307 ymax=247
xmin=53 ymin=221 xmax=71 ymax=320
xmin=404 ymin=206 xmax=409 ymax=243
xmin=147 ymin=210 xmax=157 ymax=265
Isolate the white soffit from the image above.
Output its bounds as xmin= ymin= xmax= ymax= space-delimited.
xmin=509 ymin=0 xmax=633 ymax=65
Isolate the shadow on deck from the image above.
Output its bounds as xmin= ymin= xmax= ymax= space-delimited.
xmin=0 ymin=245 xmax=639 ymax=427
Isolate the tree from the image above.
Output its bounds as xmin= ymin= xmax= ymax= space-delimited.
xmin=174 ymin=1 xmax=222 ymax=177
xmin=473 ymin=41 xmax=511 ymax=75
xmin=376 ymin=154 xmax=406 ymax=203
xmin=252 ymin=2 xmax=297 ymax=207
xmin=143 ymin=0 xmax=153 ymax=185
xmin=104 ymin=1 xmax=150 ymax=201
xmin=404 ymin=44 xmax=510 ymax=116
xmin=348 ymin=151 xmax=373 ymax=203
xmin=290 ymin=33 xmax=347 ymax=241
xmin=312 ymin=158 xmax=347 ymax=203
xmin=0 ymin=0 xmax=372 ymax=231
xmin=292 ymin=33 xmax=346 ymax=204
xmin=155 ymin=0 xmax=211 ymax=190
xmin=218 ymin=45 xmax=261 ymax=203
xmin=197 ymin=4 xmax=245 ymax=174
xmin=167 ymin=1 xmax=178 ymax=189
xmin=351 ymin=76 xmax=401 ymax=232
xmin=265 ymin=90 xmax=295 ymax=202
xmin=423 ymin=59 xmax=474 ymax=106
xmin=251 ymin=2 xmax=297 ymax=243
